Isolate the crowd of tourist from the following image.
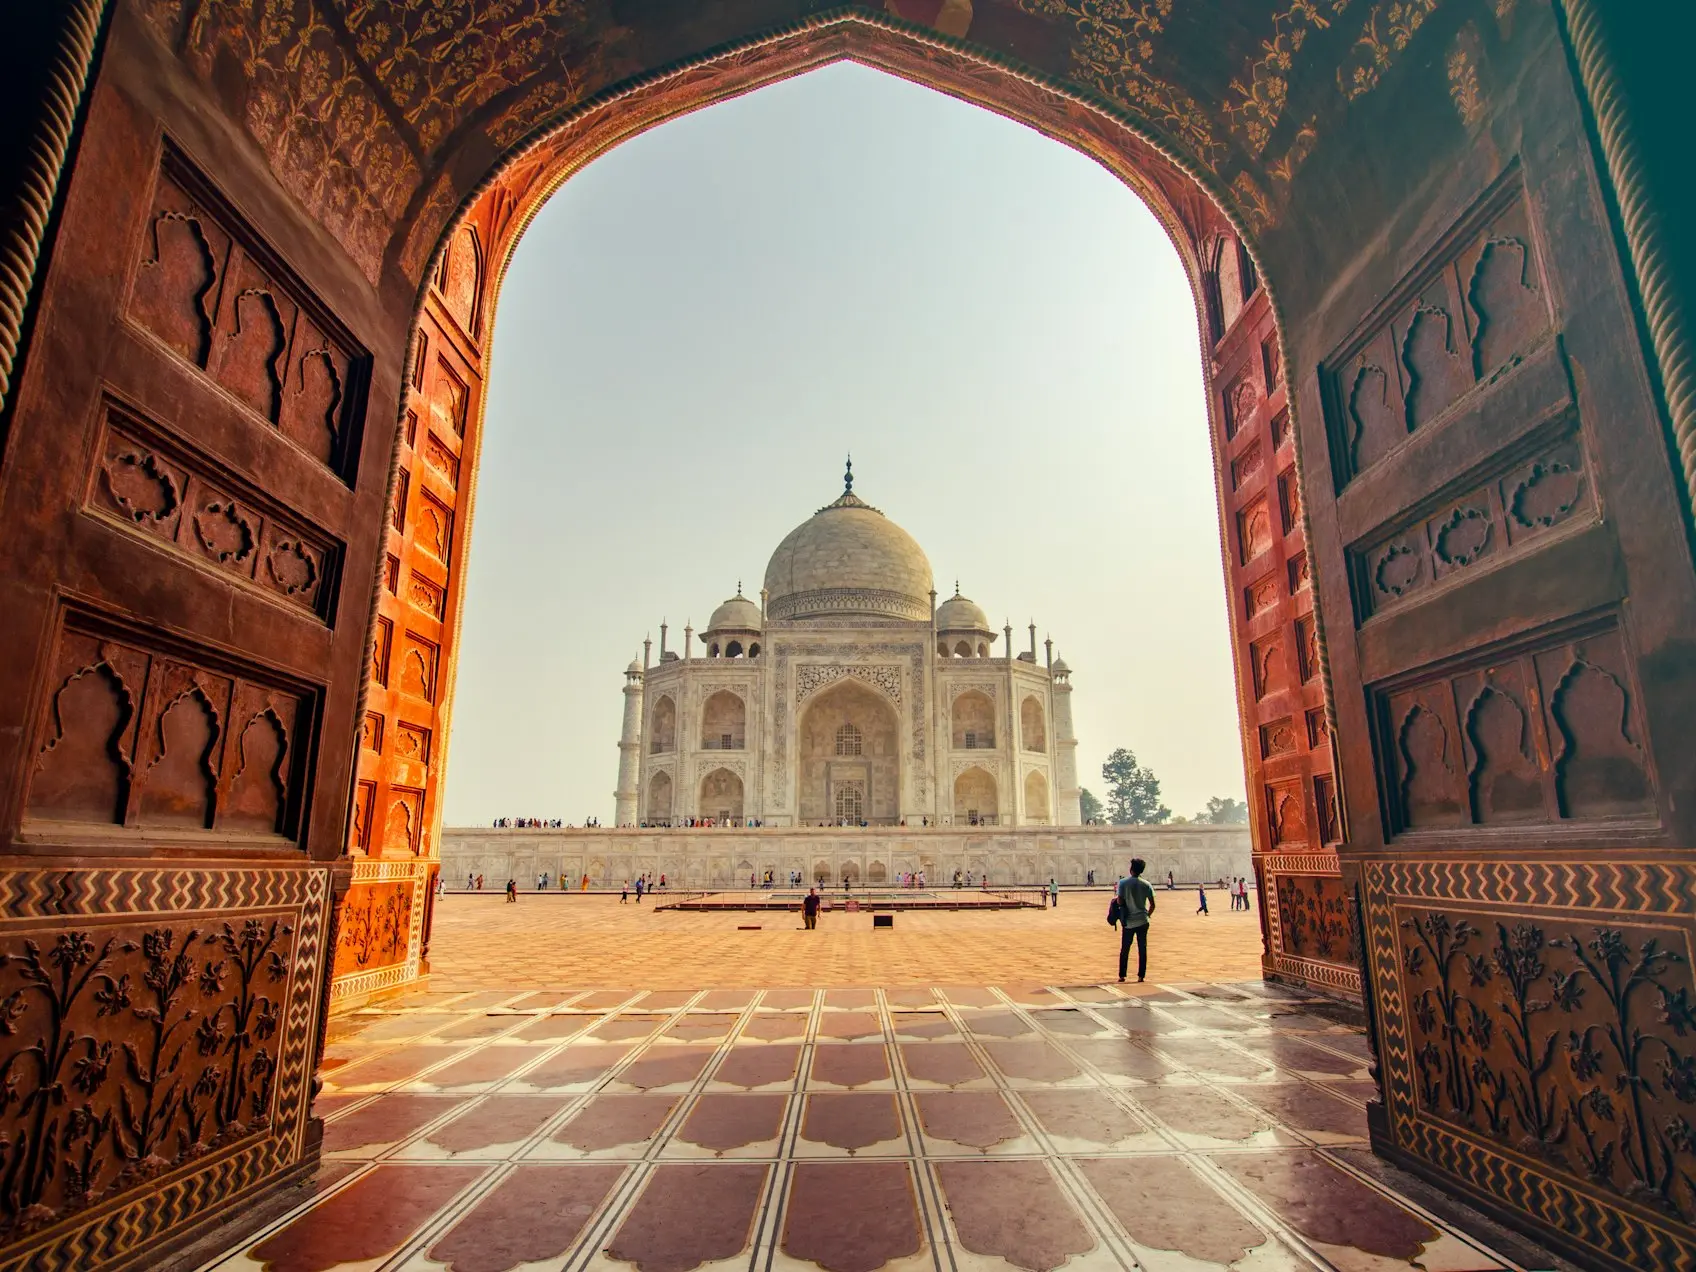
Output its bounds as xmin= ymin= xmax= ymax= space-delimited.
xmin=491 ymin=817 xmax=602 ymax=828
xmin=638 ymin=818 xmax=765 ymax=829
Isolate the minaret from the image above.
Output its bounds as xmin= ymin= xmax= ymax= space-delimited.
xmin=1052 ymin=655 xmax=1082 ymax=824
xmin=615 ymin=659 xmax=644 ymax=826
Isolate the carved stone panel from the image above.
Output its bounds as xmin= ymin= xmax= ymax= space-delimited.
xmin=127 ymin=148 xmax=367 ymax=481
xmin=1356 ymin=435 xmax=1592 ymax=619
xmin=1324 ymin=188 xmax=1549 ymax=487
xmin=0 ymin=865 xmax=329 ymax=1267
xmin=26 ymin=617 xmax=312 ymax=844
xmin=89 ymin=402 xmax=339 ymax=620
xmin=332 ymin=879 xmax=415 ymax=976
xmin=1364 ymin=857 xmax=1696 ymax=1269
xmin=1377 ymin=618 xmax=1652 ymax=836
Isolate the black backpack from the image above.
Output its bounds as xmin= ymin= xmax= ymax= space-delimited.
xmin=1106 ymin=893 xmax=1123 ymax=926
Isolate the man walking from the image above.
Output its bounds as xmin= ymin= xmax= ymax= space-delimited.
xmin=1049 ymin=878 xmax=1059 ymax=908
xmin=1114 ymin=858 xmax=1155 ymax=983
xmin=803 ymin=888 xmax=820 ymax=930
xmin=1197 ymin=882 xmax=1209 ymax=915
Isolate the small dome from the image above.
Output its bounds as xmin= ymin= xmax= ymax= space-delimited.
xmin=626 ymin=659 xmax=643 ymax=676
xmin=935 ymin=589 xmax=990 ymax=632
xmin=1051 ymin=657 xmax=1070 ymax=674
xmin=763 ymin=465 xmax=932 ymax=622
xmin=706 ymin=592 xmax=763 ymax=633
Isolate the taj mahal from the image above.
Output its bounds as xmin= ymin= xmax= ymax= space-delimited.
xmin=615 ymin=462 xmax=1080 ymax=829
xmin=440 ymin=466 xmax=1251 ymax=890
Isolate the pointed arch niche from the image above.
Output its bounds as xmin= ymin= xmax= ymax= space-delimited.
xmin=361 ymin=13 xmax=1339 ymax=1010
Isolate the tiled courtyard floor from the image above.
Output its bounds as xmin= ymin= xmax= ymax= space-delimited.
xmin=204 ymin=898 xmax=1563 ymax=1272
xmin=424 ymin=889 xmax=1266 ymax=988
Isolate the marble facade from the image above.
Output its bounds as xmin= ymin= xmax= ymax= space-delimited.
xmin=441 ymin=824 xmax=1253 ymax=890
xmin=618 ymin=467 xmax=1081 ymax=829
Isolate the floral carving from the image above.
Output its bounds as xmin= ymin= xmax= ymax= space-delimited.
xmin=1373 ymin=540 xmax=1421 ymax=600
xmin=102 ymin=450 xmax=181 ymax=526
xmin=1398 ymin=909 xmax=1696 ymax=1221
xmin=0 ymin=916 xmax=294 ymax=1238
xmin=193 ymin=501 xmax=255 ymax=565
xmin=332 ymin=884 xmax=413 ymax=977
xmin=1434 ymin=506 xmax=1491 ymax=567
xmin=795 ymin=664 xmax=902 ymax=706
xmin=1511 ymin=461 xmax=1582 ymax=530
xmin=264 ymin=540 xmax=317 ymax=597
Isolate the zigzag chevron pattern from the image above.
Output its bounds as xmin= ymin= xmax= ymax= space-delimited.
xmin=1365 ymin=856 xmax=1693 ymax=913
xmin=1405 ymin=1119 xmax=1696 ymax=1267
xmin=0 ymin=865 xmax=322 ymax=918
xmin=0 ymin=1138 xmax=287 ymax=1271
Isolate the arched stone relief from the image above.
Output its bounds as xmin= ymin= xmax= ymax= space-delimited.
xmin=1463 ymin=685 xmax=1543 ymax=824
xmin=431 ymin=362 xmax=468 ymax=438
xmin=138 ymin=685 xmax=221 ymax=829
xmin=29 ymin=661 xmax=136 ymax=824
xmin=1020 ymin=696 xmax=1047 ymax=750
xmin=1467 ymin=236 xmax=1544 ymax=378
xmin=287 ymin=347 xmax=343 ymax=463
xmin=649 ymin=695 xmax=677 ymax=753
xmin=1550 ymin=659 xmax=1651 ymax=819
xmin=950 ymin=690 xmax=996 ymax=750
xmin=1347 ymin=361 xmax=1401 ymax=474
xmin=1250 ymin=632 xmax=1284 ymax=700
xmin=950 ymin=757 xmax=1002 ymax=783
xmin=440 ymin=223 xmax=482 ymax=337
xmin=795 ymin=663 xmax=902 ymax=705
xmin=222 ymin=289 xmax=287 ymax=422
xmin=225 ymin=707 xmax=289 ymax=834
xmin=1396 ymin=703 xmax=1465 ymax=829
xmin=1401 ymin=303 xmax=1471 ymax=430
xmin=132 ymin=209 xmax=219 ymax=365
xmin=947 ymin=681 xmax=998 ymax=702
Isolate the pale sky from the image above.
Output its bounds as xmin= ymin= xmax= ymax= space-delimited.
xmin=442 ymin=63 xmax=1246 ymax=826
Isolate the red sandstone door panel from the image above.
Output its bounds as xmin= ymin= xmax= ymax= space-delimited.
xmin=0 ymin=12 xmax=399 ymax=1263
xmin=1287 ymin=11 xmax=1696 ymax=1268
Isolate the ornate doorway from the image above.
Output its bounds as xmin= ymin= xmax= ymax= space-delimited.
xmin=0 ymin=3 xmax=1690 ymax=1268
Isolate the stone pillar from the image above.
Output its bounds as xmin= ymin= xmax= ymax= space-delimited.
xmin=1052 ymin=661 xmax=1081 ymax=825
xmin=615 ymin=662 xmax=643 ymax=826
xmin=1004 ymin=623 xmax=1017 ymax=827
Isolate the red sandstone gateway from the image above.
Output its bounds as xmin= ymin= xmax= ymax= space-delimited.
xmin=0 ymin=3 xmax=1689 ymax=1270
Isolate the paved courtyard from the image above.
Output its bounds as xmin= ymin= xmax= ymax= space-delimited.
xmin=200 ymin=894 xmax=1564 ymax=1272
xmin=424 ymin=889 xmax=1266 ymax=989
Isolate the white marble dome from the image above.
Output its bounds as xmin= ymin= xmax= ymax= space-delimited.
xmin=935 ymin=590 xmax=991 ymax=632
xmin=706 ymin=593 xmax=763 ymax=633
xmin=764 ymin=485 xmax=933 ymax=622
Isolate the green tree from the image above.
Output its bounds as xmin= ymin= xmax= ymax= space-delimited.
xmin=1101 ymin=748 xmax=1170 ymax=824
xmin=1198 ymin=796 xmax=1248 ymax=824
xmin=1079 ymin=788 xmax=1103 ymax=823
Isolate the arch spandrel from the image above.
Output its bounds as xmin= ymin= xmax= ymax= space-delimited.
xmin=8 ymin=4 xmax=1696 ymax=1267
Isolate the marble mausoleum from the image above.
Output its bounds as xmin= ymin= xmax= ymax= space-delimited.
xmin=617 ymin=463 xmax=1082 ymax=830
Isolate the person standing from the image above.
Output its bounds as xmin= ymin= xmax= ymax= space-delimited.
xmin=1197 ymin=882 xmax=1209 ymax=915
xmin=505 ymin=878 xmax=517 ymax=903
xmin=1114 ymin=858 xmax=1155 ymax=983
xmin=1049 ymin=878 xmax=1059 ymax=908
xmin=621 ymin=881 xmax=629 ymax=904
xmin=803 ymin=888 xmax=820 ymax=930
xmin=635 ymin=876 xmax=644 ymax=903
